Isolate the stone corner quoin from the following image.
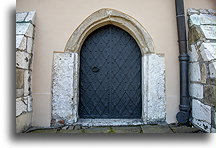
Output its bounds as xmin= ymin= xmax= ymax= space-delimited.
xmin=188 ymin=8 xmax=216 ymax=133
xmin=16 ymin=10 xmax=36 ymax=133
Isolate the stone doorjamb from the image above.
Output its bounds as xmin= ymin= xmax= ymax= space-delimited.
xmin=51 ymin=8 xmax=166 ymax=126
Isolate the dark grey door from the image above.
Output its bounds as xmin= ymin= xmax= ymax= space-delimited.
xmin=79 ymin=25 xmax=141 ymax=119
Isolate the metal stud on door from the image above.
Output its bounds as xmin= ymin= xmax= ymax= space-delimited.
xmin=79 ymin=25 xmax=142 ymax=119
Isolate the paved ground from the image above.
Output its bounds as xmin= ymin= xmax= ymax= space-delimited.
xmin=25 ymin=124 xmax=204 ymax=133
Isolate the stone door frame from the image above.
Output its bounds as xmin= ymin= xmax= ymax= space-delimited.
xmin=51 ymin=8 xmax=166 ymax=126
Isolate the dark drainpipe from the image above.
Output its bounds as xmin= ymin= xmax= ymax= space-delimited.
xmin=175 ymin=0 xmax=190 ymax=124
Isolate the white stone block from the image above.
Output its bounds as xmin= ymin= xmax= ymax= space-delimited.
xmin=189 ymin=62 xmax=201 ymax=82
xmin=16 ymin=35 xmax=26 ymax=50
xmin=200 ymin=14 xmax=216 ymax=25
xmin=189 ymin=14 xmax=200 ymax=26
xmin=200 ymin=25 xmax=216 ymax=40
xmin=187 ymin=8 xmax=199 ymax=16
xmin=25 ymin=11 xmax=36 ymax=25
xmin=52 ymin=52 xmax=78 ymax=125
xmin=188 ymin=45 xmax=199 ymax=62
xmin=200 ymin=43 xmax=216 ymax=61
xmin=199 ymin=9 xmax=209 ymax=14
xmin=16 ymin=51 xmax=30 ymax=69
xmin=142 ymin=54 xmax=166 ymax=123
xmin=190 ymin=83 xmax=203 ymax=99
xmin=192 ymin=99 xmax=212 ymax=132
xmin=16 ymin=98 xmax=27 ymax=116
xmin=24 ymin=70 xmax=31 ymax=96
xmin=26 ymin=37 xmax=33 ymax=53
xmin=192 ymin=118 xmax=211 ymax=133
xmin=209 ymin=61 xmax=216 ymax=78
xmin=16 ymin=12 xmax=28 ymax=22
xmin=24 ymin=95 xmax=33 ymax=112
xmin=16 ymin=23 xmax=34 ymax=37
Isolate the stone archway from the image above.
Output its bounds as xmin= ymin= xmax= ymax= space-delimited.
xmin=51 ymin=8 xmax=166 ymax=126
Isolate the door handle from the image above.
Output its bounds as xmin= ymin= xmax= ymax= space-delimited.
xmin=92 ymin=67 xmax=100 ymax=72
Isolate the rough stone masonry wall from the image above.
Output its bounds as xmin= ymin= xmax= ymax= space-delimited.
xmin=187 ymin=8 xmax=216 ymax=133
xmin=16 ymin=11 xmax=36 ymax=133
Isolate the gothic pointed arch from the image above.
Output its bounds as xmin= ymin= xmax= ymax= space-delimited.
xmin=65 ymin=8 xmax=155 ymax=55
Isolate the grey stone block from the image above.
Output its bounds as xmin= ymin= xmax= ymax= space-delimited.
xmin=203 ymin=85 xmax=215 ymax=106
xmin=16 ymin=68 xmax=24 ymax=89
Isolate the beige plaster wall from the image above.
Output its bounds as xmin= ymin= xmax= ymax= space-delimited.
xmin=16 ymin=0 xmax=215 ymax=126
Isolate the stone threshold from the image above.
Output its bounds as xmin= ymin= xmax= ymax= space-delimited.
xmin=74 ymin=119 xmax=144 ymax=127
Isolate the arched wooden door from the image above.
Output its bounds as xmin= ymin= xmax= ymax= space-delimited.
xmin=78 ymin=25 xmax=141 ymax=119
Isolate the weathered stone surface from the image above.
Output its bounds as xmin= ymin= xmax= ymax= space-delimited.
xmin=200 ymin=14 xmax=216 ymax=25
xmin=16 ymin=69 xmax=24 ymax=89
xmin=16 ymin=10 xmax=35 ymax=133
xmin=188 ymin=44 xmax=199 ymax=62
xmin=16 ymin=23 xmax=34 ymax=37
xmin=16 ymin=12 xmax=28 ymax=22
xmin=201 ymin=63 xmax=207 ymax=83
xmin=141 ymin=125 xmax=172 ymax=133
xmin=84 ymin=127 xmax=111 ymax=133
xmin=75 ymin=119 xmax=143 ymax=127
xmin=208 ymin=9 xmax=216 ymax=14
xmin=189 ymin=62 xmax=201 ymax=82
xmin=189 ymin=83 xmax=203 ymax=99
xmin=190 ymin=14 xmax=216 ymax=26
xmin=31 ymin=129 xmax=57 ymax=133
xmin=209 ymin=61 xmax=216 ymax=78
xmin=57 ymin=129 xmax=83 ymax=133
xmin=203 ymin=85 xmax=216 ymax=106
xmin=111 ymin=126 xmax=141 ymax=133
xmin=200 ymin=25 xmax=216 ymax=40
xmin=192 ymin=99 xmax=212 ymax=132
xmin=16 ymin=89 xmax=24 ymax=98
xmin=16 ymin=98 xmax=27 ymax=116
xmin=199 ymin=9 xmax=209 ymax=14
xmin=52 ymin=52 xmax=77 ymax=125
xmin=16 ymin=51 xmax=30 ymax=69
xmin=142 ymin=54 xmax=166 ymax=123
xmin=189 ymin=14 xmax=200 ymax=26
xmin=24 ymin=95 xmax=33 ymax=112
xmin=26 ymin=37 xmax=33 ymax=53
xmin=192 ymin=118 xmax=211 ymax=133
xmin=169 ymin=125 xmax=201 ymax=133
xmin=16 ymin=35 xmax=26 ymax=50
xmin=25 ymin=11 xmax=36 ymax=25
xmin=16 ymin=112 xmax=32 ymax=133
xmin=200 ymin=43 xmax=216 ymax=61
xmin=24 ymin=70 xmax=31 ymax=96
xmin=187 ymin=8 xmax=200 ymax=16
xmin=188 ymin=26 xmax=203 ymax=44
